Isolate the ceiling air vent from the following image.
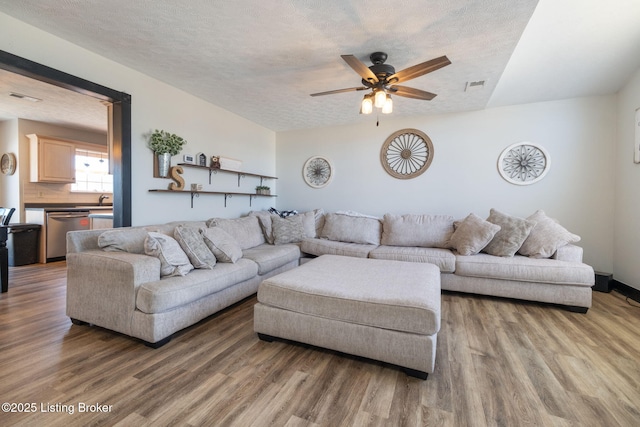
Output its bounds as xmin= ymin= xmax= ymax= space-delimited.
xmin=9 ymin=92 xmax=42 ymax=102
xmin=464 ymin=81 xmax=485 ymax=92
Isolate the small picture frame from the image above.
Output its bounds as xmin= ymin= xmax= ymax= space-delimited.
xmin=183 ymin=153 xmax=195 ymax=164
xmin=196 ymin=152 xmax=207 ymax=167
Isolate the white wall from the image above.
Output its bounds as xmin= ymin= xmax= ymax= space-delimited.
xmin=614 ymin=68 xmax=640 ymax=290
xmin=0 ymin=119 xmax=19 ymax=221
xmin=0 ymin=12 xmax=276 ymax=225
xmin=277 ymin=96 xmax=617 ymax=273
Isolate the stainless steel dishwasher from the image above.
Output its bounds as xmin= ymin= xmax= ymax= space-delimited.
xmin=46 ymin=210 xmax=90 ymax=261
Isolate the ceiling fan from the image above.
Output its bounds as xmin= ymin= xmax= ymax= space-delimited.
xmin=310 ymin=52 xmax=451 ymax=114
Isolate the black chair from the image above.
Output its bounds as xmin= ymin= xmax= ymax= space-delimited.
xmin=0 ymin=207 xmax=15 ymax=226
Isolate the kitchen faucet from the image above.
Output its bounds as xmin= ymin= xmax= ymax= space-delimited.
xmin=98 ymin=194 xmax=110 ymax=206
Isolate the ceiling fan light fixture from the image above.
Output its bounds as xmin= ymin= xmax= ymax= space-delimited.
xmin=360 ymin=94 xmax=373 ymax=115
xmin=374 ymin=90 xmax=387 ymax=108
xmin=382 ymin=94 xmax=393 ymax=114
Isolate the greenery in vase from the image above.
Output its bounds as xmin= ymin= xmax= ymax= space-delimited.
xmin=256 ymin=185 xmax=270 ymax=191
xmin=148 ymin=129 xmax=187 ymax=156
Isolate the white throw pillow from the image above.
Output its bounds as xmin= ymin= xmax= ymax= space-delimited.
xmin=449 ymin=213 xmax=501 ymax=255
xmin=518 ymin=210 xmax=581 ymax=258
xmin=200 ymin=227 xmax=243 ymax=263
xmin=483 ymin=209 xmax=536 ymax=257
xmin=144 ymin=231 xmax=194 ymax=277
xmin=174 ymin=226 xmax=216 ymax=269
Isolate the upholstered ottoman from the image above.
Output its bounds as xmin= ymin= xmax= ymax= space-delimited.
xmin=253 ymin=254 xmax=441 ymax=379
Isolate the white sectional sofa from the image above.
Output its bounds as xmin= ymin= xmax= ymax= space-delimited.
xmin=65 ymin=208 xmax=594 ymax=347
xmin=66 ymin=216 xmax=300 ymax=347
xmin=300 ymin=210 xmax=594 ymax=312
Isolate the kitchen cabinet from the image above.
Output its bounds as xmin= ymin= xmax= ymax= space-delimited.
xmin=27 ymin=134 xmax=76 ymax=183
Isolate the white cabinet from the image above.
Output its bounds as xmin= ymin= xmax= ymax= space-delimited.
xmin=27 ymin=134 xmax=76 ymax=183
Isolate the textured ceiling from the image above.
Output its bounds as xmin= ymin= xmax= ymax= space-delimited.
xmin=1 ymin=0 xmax=639 ymax=133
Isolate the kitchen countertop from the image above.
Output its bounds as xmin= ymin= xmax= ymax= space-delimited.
xmin=25 ymin=204 xmax=114 ymax=212
xmin=88 ymin=212 xmax=114 ymax=219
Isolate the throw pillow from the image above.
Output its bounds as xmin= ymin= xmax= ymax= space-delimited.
xmin=272 ymin=215 xmax=306 ymax=245
xmin=98 ymin=228 xmax=149 ymax=254
xmin=449 ymin=213 xmax=501 ymax=255
xmin=200 ymin=227 xmax=242 ymax=263
xmin=173 ymin=226 xmax=216 ymax=269
xmin=483 ymin=209 xmax=536 ymax=257
xmin=144 ymin=231 xmax=194 ymax=277
xmin=249 ymin=211 xmax=276 ymax=244
xmin=518 ymin=210 xmax=581 ymax=258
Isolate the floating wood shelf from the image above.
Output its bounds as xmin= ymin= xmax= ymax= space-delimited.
xmin=177 ymin=163 xmax=277 ymax=186
xmin=148 ymin=189 xmax=276 ymax=208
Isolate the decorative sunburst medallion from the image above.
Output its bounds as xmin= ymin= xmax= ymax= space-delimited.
xmin=381 ymin=129 xmax=434 ymax=179
xmin=498 ymin=142 xmax=550 ymax=185
xmin=303 ymin=156 xmax=333 ymax=188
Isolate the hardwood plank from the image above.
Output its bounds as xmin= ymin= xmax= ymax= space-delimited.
xmin=1 ymin=262 xmax=640 ymax=426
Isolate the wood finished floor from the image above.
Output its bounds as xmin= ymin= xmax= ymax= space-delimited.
xmin=1 ymin=262 xmax=639 ymax=426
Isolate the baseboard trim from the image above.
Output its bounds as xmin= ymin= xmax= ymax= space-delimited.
xmin=612 ymin=280 xmax=640 ymax=303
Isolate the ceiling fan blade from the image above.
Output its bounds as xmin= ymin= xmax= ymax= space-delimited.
xmin=390 ymin=85 xmax=437 ymax=100
xmin=341 ymin=55 xmax=379 ymax=83
xmin=310 ymin=87 xmax=368 ymax=97
xmin=387 ymin=55 xmax=451 ymax=84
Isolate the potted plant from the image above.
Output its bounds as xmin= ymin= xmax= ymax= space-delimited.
xmin=148 ymin=129 xmax=187 ymax=177
xmin=256 ymin=185 xmax=271 ymax=196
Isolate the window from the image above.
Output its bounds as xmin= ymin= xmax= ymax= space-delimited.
xmin=71 ymin=147 xmax=113 ymax=192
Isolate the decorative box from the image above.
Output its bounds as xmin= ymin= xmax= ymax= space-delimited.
xmin=219 ymin=156 xmax=242 ymax=172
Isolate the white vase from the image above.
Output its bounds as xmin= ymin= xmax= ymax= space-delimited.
xmin=157 ymin=153 xmax=171 ymax=177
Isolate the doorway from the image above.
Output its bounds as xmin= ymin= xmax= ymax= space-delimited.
xmin=0 ymin=50 xmax=131 ymax=227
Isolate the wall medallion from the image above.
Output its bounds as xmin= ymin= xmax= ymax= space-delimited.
xmin=303 ymin=156 xmax=333 ymax=188
xmin=380 ymin=129 xmax=434 ymax=179
xmin=497 ymin=142 xmax=550 ymax=185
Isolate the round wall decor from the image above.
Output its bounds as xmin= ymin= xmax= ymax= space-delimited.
xmin=303 ymin=156 xmax=333 ymax=188
xmin=380 ymin=129 xmax=434 ymax=179
xmin=1 ymin=152 xmax=16 ymax=175
xmin=497 ymin=142 xmax=550 ymax=185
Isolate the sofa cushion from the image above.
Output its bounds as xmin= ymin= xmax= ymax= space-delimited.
xmin=206 ymin=216 xmax=265 ymax=250
xmin=136 ymin=259 xmax=259 ymax=313
xmin=200 ymin=227 xmax=242 ymax=263
xmin=257 ymin=255 xmax=441 ymax=335
xmin=98 ymin=228 xmax=148 ymax=254
xmin=320 ymin=213 xmax=381 ymax=245
xmin=272 ymin=215 xmax=307 ymax=245
xmin=249 ymin=211 xmax=277 ymax=244
xmin=301 ymin=238 xmax=377 ymax=258
xmin=381 ymin=214 xmax=454 ymax=248
xmin=483 ymin=209 xmax=535 ymax=257
xmin=242 ymin=243 xmax=301 ymax=275
xmin=174 ymin=226 xmax=216 ymax=269
xmin=369 ymin=246 xmax=456 ymax=273
xmin=518 ymin=210 xmax=581 ymax=258
xmin=144 ymin=232 xmax=194 ymax=277
xmin=454 ymin=254 xmax=594 ymax=285
xmin=449 ymin=213 xmax=501 ymax=256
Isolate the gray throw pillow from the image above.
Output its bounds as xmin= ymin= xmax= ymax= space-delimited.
xmin=272 ymin=215 xmax=306 ymax=245
xmin=518 ymin=210 xmax=581 ymax=258
xmin=174 ymin=226 xmax=216 ymax=269
xmin=200 ymin=227 xmax=242 ymax=263
xmin=483 ymin=209 xmax=535 ymax=257
xmin=449 ymin=213 xmax=501 ymax=255
xmin=144 ymin=231 xmax=194 ymax=277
